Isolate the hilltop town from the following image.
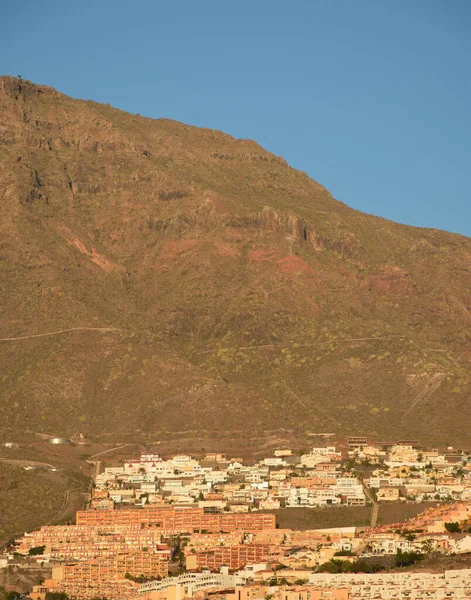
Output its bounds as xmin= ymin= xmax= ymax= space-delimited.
xmin=3 ymin=438 xmax=471 ymax=599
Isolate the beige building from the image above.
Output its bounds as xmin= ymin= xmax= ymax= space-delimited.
xmin=377 ymin=487 xmax=400 ymax=502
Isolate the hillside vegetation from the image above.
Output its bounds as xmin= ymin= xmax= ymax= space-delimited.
xmin=1 ymin=75 xmax=471 ymax=446
xmin=0 ymin=462 xmax=87 ymax=541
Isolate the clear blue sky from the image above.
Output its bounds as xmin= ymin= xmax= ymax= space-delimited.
xmin=2 ymin=0 xmax=470 ymax=236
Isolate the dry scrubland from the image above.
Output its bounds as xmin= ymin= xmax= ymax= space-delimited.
xmin=268 ymin=502 xmax=433 ymax=531
xmin=1 ymin=75 xmax=471 ymax=536
xmin=1 ymin=75 xmax=471 ymax=447
xmin=0 ymin=462 xmax=88 ymax=542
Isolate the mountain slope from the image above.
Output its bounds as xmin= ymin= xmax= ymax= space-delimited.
xmin=1 ymin=75 xmax=470 ymax=445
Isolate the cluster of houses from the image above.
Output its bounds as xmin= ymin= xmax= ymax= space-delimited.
xmin=348 ymin=439 xmax=471 ymax=503
xmin=5 ymin=439 xmax=471 ymax=599
xmin=91 ymin=439 xmax=471 ymax=513
xmin=93 ymin=446 xmax=366 ymax=510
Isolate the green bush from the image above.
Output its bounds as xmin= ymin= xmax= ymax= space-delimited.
xmin=445 ymin=522 xmax=461 ymax=533
xmin=394 ymin=549 xmax=423 ymax=567
xmin=317 ymin=559 xmax=384 ymax=574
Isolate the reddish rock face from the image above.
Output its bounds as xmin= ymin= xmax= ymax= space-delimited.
xmin=1 ymin=75 xmax=471 ymax=446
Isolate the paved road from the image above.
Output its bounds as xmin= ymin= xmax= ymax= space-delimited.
xmin=370 ymin=501 xmax=379 ymax=528
xmin=89 ymin=443 xmax=131 ymax=459
xmin=360 ymin=477 xmax=379 ymax=528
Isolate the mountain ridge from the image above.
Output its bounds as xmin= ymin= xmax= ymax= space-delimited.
xmin=1 ymin=75 xmax=470 ymax=446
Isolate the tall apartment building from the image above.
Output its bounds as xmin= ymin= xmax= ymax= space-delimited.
xmin=16 ymin=524 xmax=170 ymax=560
xmin=76 ymin=507 xmax=276 ymax=532
xmin=53 ymin=551 xmax=168 ymax=582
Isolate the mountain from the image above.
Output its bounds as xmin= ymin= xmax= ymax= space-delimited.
xmin=1 ymin=75 xmax=470 ymax=447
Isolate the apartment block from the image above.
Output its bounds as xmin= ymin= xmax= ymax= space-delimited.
xmin=76 ymin=507 xmax=276 ymax=532
xmin=186 ymin=544 xmax=271 ymax=571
